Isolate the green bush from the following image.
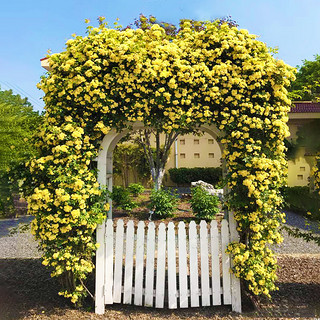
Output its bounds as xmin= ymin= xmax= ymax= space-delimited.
xmin=128 ymin=183 xmax=145 ymax=197
xmin=190 ymin=186 xmax=220 ymax=220
xmin=282 ymin=186 xmax=320 ymax=220
xmin=168 ymin=167 xmax=222 ymax=186
xmin=149 ymin=188 xmax=178 ymax=218
xmin=111 ymin=186 xmax=137 ymax=211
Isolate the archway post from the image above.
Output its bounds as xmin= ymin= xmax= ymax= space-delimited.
xmin=95 ymin=123 xmax=241 ymax=313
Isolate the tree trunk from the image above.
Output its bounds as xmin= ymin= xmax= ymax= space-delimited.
xmin=152 ymin=167 xmax=165 ymax=191
xmin=138 ymin=129 xmax=179 ymax=191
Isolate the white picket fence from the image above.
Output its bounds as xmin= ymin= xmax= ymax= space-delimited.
xmin=101 ymin=219 xmax=241 ymax=311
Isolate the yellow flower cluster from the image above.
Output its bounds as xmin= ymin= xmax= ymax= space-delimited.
xmin=32 ymin=18 xmax=295 ymax=303
xmin=27 ymin=120 xmax=107 ymax=303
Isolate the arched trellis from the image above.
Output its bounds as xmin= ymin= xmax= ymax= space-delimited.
xmin=33 ymin=18 xmax=294 ymax=314
xmin=95 ymin=122 xmax=241 ymax=314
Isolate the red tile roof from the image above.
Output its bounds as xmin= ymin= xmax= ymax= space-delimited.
xmin=291 ymin=102 xmax=320 ymax=113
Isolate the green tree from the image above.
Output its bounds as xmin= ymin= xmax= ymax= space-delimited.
xmin=0 ymin=88 xmax=41 ymax=217
xmin=113 ymin=141 xmax=150 ymax=187
xmin=289 ymin=54 xmax=320 ymax=101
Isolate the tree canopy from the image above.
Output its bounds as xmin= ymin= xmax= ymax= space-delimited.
xmin=289 ymin=54 xmax=320 ymax=101
xmin=0 ymin=88 xmax=41 ymax=172
xmin=0 ymin=87 xmax=41 ymax=216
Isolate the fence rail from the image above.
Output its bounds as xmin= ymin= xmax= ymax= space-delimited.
xmin=102 ymin=219 xmax=241 ymax=310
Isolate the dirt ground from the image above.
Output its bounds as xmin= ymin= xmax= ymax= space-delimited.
xmin=1 ymin=255 xmax=320 ymax=320
xmin=111 ymin=195 xmax=224 ymax=227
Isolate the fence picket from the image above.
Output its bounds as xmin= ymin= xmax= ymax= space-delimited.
xmin=221 ymin=219 xmax=231 ymax=305
xmin=123 ymin=220 xmax=134 ymax=304
xmin=105 ymin=219 xmax=114 ymax=304
xmin=144 ymin=222 xmax=155 ymax=307
xmin=167 ymin=222 xmax=177 ymax=309
xmin=134 ymin=221 xmax=145 ymax=306
xmin=210 ymin=220 xmax=221 ymax=305
xmin=200 ymin=220 xmax=210 ymax=306
xmin=155 ymin=223 xmax=166 ymax=308
xmin=189 ymin=221 xmax=200 ymax=307
xmin=178 ymin=221 xmax=188 ymax=308
xmin=113 ymin=219 xmax=124 ymax=303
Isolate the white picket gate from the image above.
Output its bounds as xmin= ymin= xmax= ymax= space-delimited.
xmin=98 ymin=218 xmax=241 ymax=312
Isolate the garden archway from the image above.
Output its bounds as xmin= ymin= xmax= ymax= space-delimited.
xmin=96 ymin=121 xmax=224 ymax=218
xmin=31 ymin=17 xmax=295 ymax=316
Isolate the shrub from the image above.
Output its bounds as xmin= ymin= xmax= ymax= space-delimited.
xmin=282 ymin=186 xmax=320 ymax=220
xmin=111 ymin=186 xmax=137 ymax=211
xmin=190 ymin=186 xmax=220 ymax=220
xmin=149 ymin=188 xmax=178 ymax=218
xmin=128 ymin=183 xmax=145 ymax=197
xmin=168 ymin=167 xmax=222 ymax=186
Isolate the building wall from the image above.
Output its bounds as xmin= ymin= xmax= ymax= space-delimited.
xmin=288 ymin=156 xmax=311 ymax=187
xmin=166 ymin=132 xmax=222 ymax=169
xmin=286 ymin=119 xmax=316 ymax=187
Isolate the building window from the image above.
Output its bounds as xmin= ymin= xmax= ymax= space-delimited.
xmin=194 ymin=153 xmax=200 ymax=158
xmin=194 ymin=139 xmax=199 ymax=144
xmin=180 ymin=153 xmax=186 ymax=159
xmin=209 ymin=153 xmax=214 ymax=158
xmin=180 ymin=139 xmax=185 ymax=145
xmin=297 ymin=175 xmax=303 ymax=180
xmin=208 ymin=139 xmax=214 ymax=144
xmin=300 ymin=166 xmax=306 ymax=172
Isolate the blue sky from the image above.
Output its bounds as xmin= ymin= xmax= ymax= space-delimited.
xmin=1 ymin=0 xmax=319 ymax=112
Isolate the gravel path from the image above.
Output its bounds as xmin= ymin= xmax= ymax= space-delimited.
xmin=1 ymin=211 xmax=320 ymax=259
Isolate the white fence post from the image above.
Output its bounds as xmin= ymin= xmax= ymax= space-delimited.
xmin=105 ymin=219 xmax=114 ymax=304
xmin=178 ymin=221 xmax=188 ymax=308
xmin=123 ymin=220 xmax=135 ymax=304
xmin=145 ymin=222 xmax=156 ymax=307
xmin=221 ymin=219 xmax=232 ymax=305
xmin=113 ymin=219 xmax=124 ymax=303
xmin=229 ymin=211 xmax=242 ymax=313
xmin=134 ymin=221 xmax=145 ymax=306
xmin=210 ymin=220 xmax=221 ymax=305
xmin=200 ymin=221 xmax=210 ymax=306
xmin=155 ymin=223 xmax=166 ymax=308
xmin=167 ymin=222 xmax=177 ymax=309
xmin=95 ymin=221 xmax=106 ymax=314
xmin=95 ymin=143 xmax=108 ymax=314
xmin=189 ymin=221 xmax=200 ymax=307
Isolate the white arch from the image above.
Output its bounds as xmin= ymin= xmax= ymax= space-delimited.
xmin=97 ymin=122 xmax=224 ymax=202
xmin=95 ymin=123 xmax=242 ymax=314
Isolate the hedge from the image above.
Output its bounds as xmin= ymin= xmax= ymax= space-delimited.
xmin=168 ymin=167 xmax=222 ymax=186
xmin=282 ymin=186 xmax=320 ymax=220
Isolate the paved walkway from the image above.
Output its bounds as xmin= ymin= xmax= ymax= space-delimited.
xmin=284 ymin=210 xmax=320 ymax=233
xmin=0 ymin=216 xmax=34 ymax=238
